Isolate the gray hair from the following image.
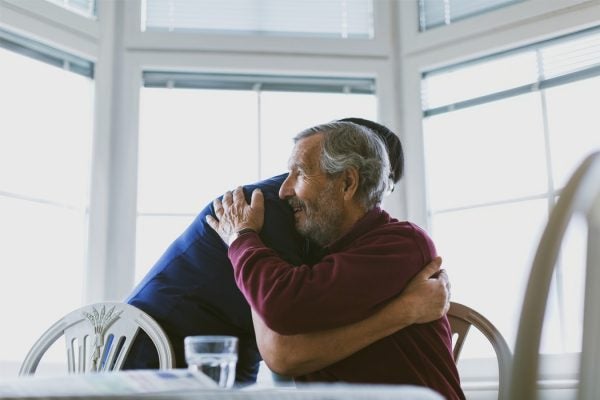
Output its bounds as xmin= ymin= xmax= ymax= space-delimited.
xmin=294 ymin=121 xmax=391 ymax=210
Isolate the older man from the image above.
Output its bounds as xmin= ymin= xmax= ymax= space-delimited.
xmin=208 ymin=122 xmax=464 ymax=399
xmin=125 ymin=118 xmax=450 ymax=386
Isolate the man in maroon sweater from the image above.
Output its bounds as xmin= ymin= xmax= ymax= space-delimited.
xmin=207 ymin=121 xmax=464 ymax=399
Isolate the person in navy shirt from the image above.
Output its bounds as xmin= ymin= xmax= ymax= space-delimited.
xmin=126 ymin=173 xmax=300 ymax=382
xmin=124 ymin=118 xmax=450 ymax=385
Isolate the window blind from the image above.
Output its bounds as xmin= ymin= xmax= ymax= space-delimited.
xmin=419 ymin=0 xmax=522 ymax=31
xmin=142 ymin=0 xmax=374 ymax=39
xmin=0 ymin=28 xmax=94 ymax=78
xmin=422 ymin=25 xmax=600 ymax=116
xmin=143 ymin=71 xmax=376 ymax=94
xmin=45 ymin=0 xmax=96 ymax=18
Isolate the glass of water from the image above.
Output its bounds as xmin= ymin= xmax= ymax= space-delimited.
xmin=184 ymin=336 xmax=238 ymax=389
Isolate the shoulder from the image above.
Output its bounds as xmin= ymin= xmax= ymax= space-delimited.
xmin=243 ymin=173 xmax=287 ymax=199
xmin=372 ymin=210 xmax=432 ymax=239
xmin=383 ymin=217 xmax=434 ymax=240
xmin=361 ymin=212 xmax=437 ymax=257
xmin=389 ymin=221 xmax=437 ymax=259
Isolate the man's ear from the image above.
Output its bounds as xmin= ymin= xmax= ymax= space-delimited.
xmin=342 ymin=167 xmax=359 ymax=200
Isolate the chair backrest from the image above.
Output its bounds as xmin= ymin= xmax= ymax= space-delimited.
xmin=19 ymin=302 xmax=175 ymax=375
xmin=448 ymin=301 xmax=512 ymax=400
xmin=508 ymin=151 xmax=600 ymax=400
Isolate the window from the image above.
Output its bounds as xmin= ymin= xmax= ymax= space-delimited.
xmin=135 ymin=73 xmax=377 ymax=282
xmin=418 ymin=0 xmax=523 ymax=31
xmin=0 ymin=31 xmax=94 ymax=372
xmin=142 ymin=0 xmax=374 ymax=39
xmin=421 ymin=26 xmax=600 ymax=359
xmin=44 ymin=0 xmax=96 ymax=18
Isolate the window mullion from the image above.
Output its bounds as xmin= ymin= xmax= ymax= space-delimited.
xmin=538 ymin=46 xmax=568 ymax=352
xmin=255 ymin=83 xmax=263 ymax=180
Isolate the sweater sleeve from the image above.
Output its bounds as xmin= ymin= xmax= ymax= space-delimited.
xmin=228 ymin=223 xmax=434 ymax=335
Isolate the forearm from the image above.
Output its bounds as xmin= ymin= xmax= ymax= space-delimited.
xmin=253 ymin=298 xmax=417 ymax=377
xmin=253 ymin=257 xmax=449 ymax=377
xmin=231 ymin=234 xmax=418 ymax=335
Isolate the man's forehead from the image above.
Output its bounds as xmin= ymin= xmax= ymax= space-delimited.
xmin=289 ymin=134 xmax=322 ymax=168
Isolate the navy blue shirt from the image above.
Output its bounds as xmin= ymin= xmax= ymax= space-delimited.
xmin=125 ymin=174 xmax=305 ymax=384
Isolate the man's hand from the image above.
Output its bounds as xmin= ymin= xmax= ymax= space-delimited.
xmin=400 ymin=256 xmax=450 ymax=324
xmin=206 ymin=186 xmax=265 ymax=246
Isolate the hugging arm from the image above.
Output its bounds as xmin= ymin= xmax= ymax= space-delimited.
xmin=254 ymin=257 xmax=450 ymax=376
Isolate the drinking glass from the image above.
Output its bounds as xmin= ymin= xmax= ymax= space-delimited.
xmin=184 ymin=335 xmax=238 ymax=389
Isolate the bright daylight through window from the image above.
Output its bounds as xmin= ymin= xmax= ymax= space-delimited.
xmin=421 ymin=27 xmax=600 ymax=360
xmin=44 ymin=0 xmax=96 ymax=17
xmin=0 ymin=40 xmax=94 ymax=372
xmin=142 ymin=0 xmax=374 ymax=38
xmin=135 ymin=79 xmax=377 ymax=282
xmin=418 ymin=0 xmax=522 ymax=31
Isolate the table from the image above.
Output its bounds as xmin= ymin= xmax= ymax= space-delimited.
xmin=0 ymin=370 xmax=444 ymax=399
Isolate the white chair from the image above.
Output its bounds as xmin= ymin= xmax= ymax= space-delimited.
xmin=448 ymin=302 xmax=512 ymax=400
xmin=19 ymin=302 xmax=175 ymax=375
xmin=508 ymin=151 xmax=600 ymax=400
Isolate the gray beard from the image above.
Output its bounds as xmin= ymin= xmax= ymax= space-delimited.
xmin=297 ymin=185 xmax=345 ymax=246
xmin=300 ymin=212 xmax=343 ymax=246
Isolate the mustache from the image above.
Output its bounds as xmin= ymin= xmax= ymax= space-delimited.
xmin=287 ymin=198 xmax=304 ymax=209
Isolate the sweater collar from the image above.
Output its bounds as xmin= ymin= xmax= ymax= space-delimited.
xmin=325 ymin=207 xmax=387 ymax=253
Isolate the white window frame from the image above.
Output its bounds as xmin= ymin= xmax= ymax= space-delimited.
xmin=400 ymin=0 xmax=593 ymax=57
xmin=1 ymin=0 xmax=102 ymax=300
xmin=397 ymin=0 xmax=600 ymax=392
xmin=122 ymin=0 xmax=393 ymax=57
xmin=397 ymin=0 xmax=600 ymax=229
xmin=92 ymin=0 xmax=400 ymax=300
xmin=1 ymin=0 xmax=401 ymax=305
xmin=1 ymin=0 xmax=99 ymax=45
xmin=4 ymin=0 xmax=599 ymax=391
xmin=108 ymin=49 xmax=398 ymax=298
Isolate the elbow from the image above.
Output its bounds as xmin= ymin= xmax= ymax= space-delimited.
xmin=260 ymin=347 xmax=304 ymax=377
xmin=265 ymin=361 xmax=299 ymax=378
xmin=254 ymin=305 xmax=301 ymax=335
xmin=255 ymin=329 xmax=307 ymax=377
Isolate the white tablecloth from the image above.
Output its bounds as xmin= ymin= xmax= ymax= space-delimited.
xmin=0 ymin=370 xmax=443 ymax=399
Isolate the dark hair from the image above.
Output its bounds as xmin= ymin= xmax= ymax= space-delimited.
xmin=338 ymin=118 xmax=404 ymax=184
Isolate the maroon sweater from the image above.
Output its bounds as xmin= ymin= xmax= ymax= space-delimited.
xmin=228 ymin=207 xmax=464 ymax=400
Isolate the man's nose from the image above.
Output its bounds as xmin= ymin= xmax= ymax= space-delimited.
xmin=279 ymin=175 xmax=293 ymax=199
